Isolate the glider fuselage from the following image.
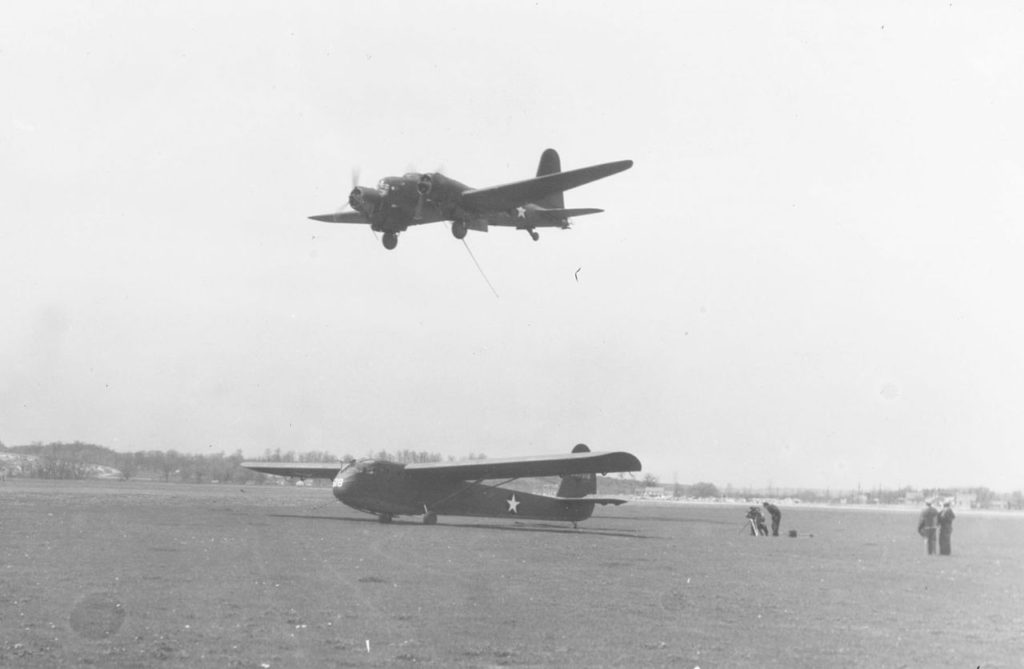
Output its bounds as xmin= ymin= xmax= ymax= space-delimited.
xmin=331 ymin=459 xmax=595 ymax=522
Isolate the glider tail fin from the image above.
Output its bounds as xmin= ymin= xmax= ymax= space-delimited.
xmin=557 ymin=443 xmax=597 ymax=498
xmin=535 ymin=148 xmax=564 ymax=210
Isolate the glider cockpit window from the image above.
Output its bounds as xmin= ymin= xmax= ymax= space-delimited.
xmin=351 ymin=459 xmax=377 ymax=475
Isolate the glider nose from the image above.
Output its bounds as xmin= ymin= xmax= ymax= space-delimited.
xmin=332 ymin=472 xmax=348 ymax=501
xmin=332 ymin=468 xmax=362 ymax=503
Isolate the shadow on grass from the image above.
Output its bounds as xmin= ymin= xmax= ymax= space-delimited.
xmin=608 ymin=513 xmax=742 ymax=527
xmin=268 ymin=513 xmax=653 ymax=539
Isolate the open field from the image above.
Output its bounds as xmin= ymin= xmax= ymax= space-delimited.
xmin=1 ymin=480 xmax=1022 ymax=667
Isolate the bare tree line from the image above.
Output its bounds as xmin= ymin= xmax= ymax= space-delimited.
xmin=0 ymin=440 xmax=484 ymax=484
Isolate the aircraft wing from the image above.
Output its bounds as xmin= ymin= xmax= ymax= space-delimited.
xmin=404 ymin=451 xmax=641 ymax=481
xmin=460 ymin=160 xmax=633 ymax=212
xmin=240 ymin=462 xmax=341 ymax=479
xmin=308 ymin=211 xmax=369 ymax=223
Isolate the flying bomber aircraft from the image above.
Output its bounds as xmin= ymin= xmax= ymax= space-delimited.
xmin=309 ymin=149 xmax=633 ymax=250
xmin=242 ymin=444 xmax=642 ymax=527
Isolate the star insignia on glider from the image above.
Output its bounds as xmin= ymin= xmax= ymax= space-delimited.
xmin=506 ymin=494 xmax=520 ymax=514
xmin=515 ymin=206 xmax=527 ymax=219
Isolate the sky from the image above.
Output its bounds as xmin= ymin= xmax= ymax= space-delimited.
xmin=2 ymin=2 xmax=1023 ymax=492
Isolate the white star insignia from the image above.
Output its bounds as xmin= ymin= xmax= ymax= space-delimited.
xmin=515 ymin=206 xmax=527 ymax=219
xmin=506 ymin=494 xmax=520 ymax=514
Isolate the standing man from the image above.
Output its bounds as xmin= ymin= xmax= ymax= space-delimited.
xmin=917 ymin=500 xmax=940 ymax=555
xmin=762 ymin=501 xmax=782 ymax=536
xmin=937 ymin=500 xmax=956 ymax=556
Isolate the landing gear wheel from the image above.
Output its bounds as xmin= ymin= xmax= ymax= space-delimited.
xmin=423 ymin=512 xmax=438 ymax=525
xmin=451 ymin=220 xmax=467 ymax=240
xmin=529 ymin=230 xmax=540 ymax=242
xmin=382 ymin=232 xmax=398 ymax=250
xmin=377 ymin=513 xmax=393 ymax=524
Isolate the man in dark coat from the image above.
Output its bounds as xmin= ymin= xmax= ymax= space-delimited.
xmin=762 ymin=501 xmax=782 ymax=536
xmin=917 ymin=500 xmax=939 ymax=555
xmin=937 ymin=501 xmax=956 ymax=556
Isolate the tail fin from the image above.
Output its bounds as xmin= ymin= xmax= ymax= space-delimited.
xmin=556 ymin=443 xmax=597 ymax=498
xmin=535 ymin=148 xmax=564 ymax=210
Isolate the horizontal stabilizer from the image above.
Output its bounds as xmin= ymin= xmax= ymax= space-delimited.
xmin=309 ymin=212 xmax=369 ymax=224
xmin=462 ymin=159 xmax=633 ymax=212
xmin=558 ymin=496 xmax=629 ymax=506
xmin=537 ymin=207 xmax=603 ymax=219
xmin=241 ymin=462 xmax=341 ymax=479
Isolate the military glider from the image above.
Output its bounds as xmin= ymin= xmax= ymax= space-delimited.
xmin=242 ymin=444 xmax=642 ymax=527
xmin=309 ymin=149 xmax=633 ymax=250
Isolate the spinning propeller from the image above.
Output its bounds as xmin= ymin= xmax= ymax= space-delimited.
xmin=414 ymin=173 xmax=429 ymax=220
xmin=346 ymin=167 xmax=362 ymax=211
xmin=413 ymin=166 xmax=444 ymax=220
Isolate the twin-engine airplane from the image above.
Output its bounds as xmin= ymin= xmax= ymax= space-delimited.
xmin=242 ymin=444 xmax=642 ymax=527
xmin=310 ymin=149 xmax=633 ymax=250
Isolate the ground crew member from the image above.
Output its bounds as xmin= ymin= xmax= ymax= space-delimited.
xmin=937 ymin=500 xmax=956 ymax=556
xmin=762 ymin=501 xmax=782 ymax=536
xmin=917 ymin=500 xmax=939 ymax=555
xmin=746 ymin=506 xmax=769 ymax=536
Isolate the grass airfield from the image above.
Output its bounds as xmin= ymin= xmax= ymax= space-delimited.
xmin=1 ymin=480 xmax=1022 ymax=668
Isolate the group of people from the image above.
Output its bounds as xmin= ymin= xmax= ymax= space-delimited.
xmin=746 ymin=501 xmax=782 ymax=536
xmin=743 ymin=498 xmax=957 ymax=555
xmin=917 ymin=499 xmax=956 ymax=556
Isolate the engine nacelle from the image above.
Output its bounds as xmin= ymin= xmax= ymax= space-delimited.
xmin=417 ymin=172 xmax=462 ymax=199
xmin=349 ymin=186 xmax=381 ymax=214
xmin=417 ymin=174 xmax=433 ymax=196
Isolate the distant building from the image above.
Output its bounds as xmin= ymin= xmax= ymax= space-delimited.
xmin=954 ymin=492 xmax=977 ymax=508
xmin=904 ymin=490 xmax=925 ymax=504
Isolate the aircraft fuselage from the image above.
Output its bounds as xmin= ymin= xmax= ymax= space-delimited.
xmin=350 ymin=174 xmax=577 ymax=234
xmin=331 ymin=459 xmax=594 ymax=523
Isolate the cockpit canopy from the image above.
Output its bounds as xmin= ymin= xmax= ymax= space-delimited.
xmin=339 ymin=458 xmax=370 ymax=474
xmin=338 ymin=458 xmax=403 ymax=477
